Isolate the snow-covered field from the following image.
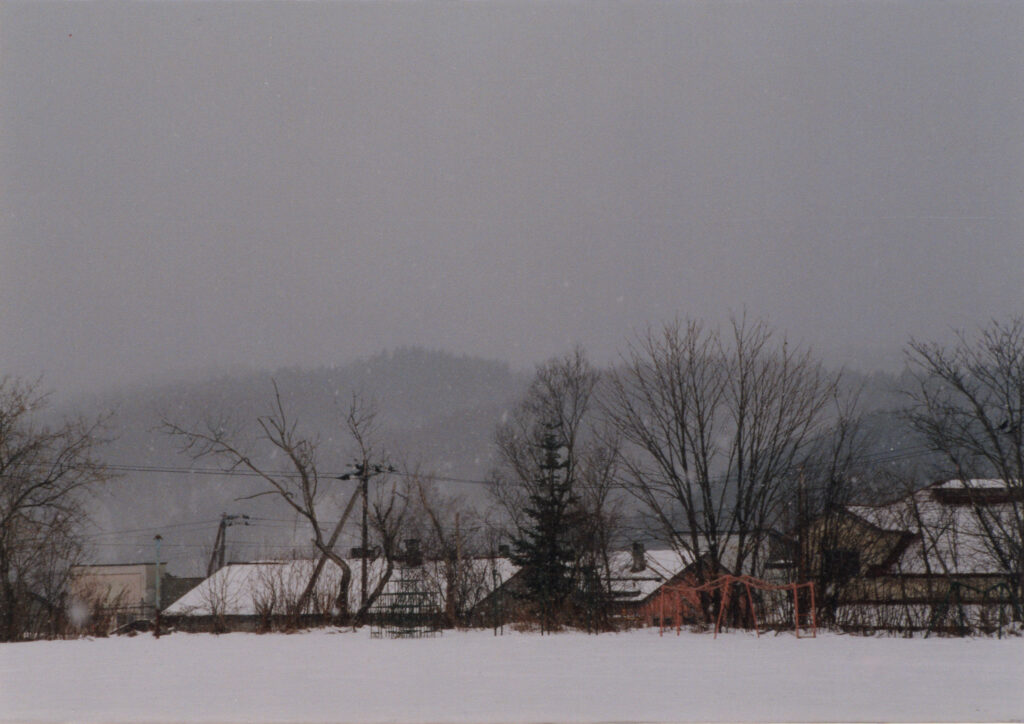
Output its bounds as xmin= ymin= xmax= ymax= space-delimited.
xmin=1 ymin=628 xmax=1021 ymax=723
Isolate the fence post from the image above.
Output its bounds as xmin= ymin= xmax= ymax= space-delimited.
xmin=793 ymin=586 xmax=800 ymax=639
xmin=808 ymin=583 xmax=817 ymax=638
xmin=745 ymin=583 xmax=759 ymax=637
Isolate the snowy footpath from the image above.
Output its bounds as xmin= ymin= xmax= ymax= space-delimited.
xmin=1 ymin=628 xmax=1021 ymax=722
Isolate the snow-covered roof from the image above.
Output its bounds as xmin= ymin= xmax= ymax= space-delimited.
xmin=846 ymin=480 xmax=1017 ymax=575
xmin=368 ymin=557 xmax=519 ymax=614
xmin=935 ymin=478 xmax=1008 ymax=489
xmin=164 ymin=558 xmax=387 ymax=617
xmin=164 ymin=557 xmax=521 ymax=618
xmin=846 ymin=502 xmax=914 ymax=533
xmin=605 ymin=549 xmax=693 ymax=602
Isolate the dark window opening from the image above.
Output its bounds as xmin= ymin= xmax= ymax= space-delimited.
xmin=823 ymin=549 xmax=860 ymax=582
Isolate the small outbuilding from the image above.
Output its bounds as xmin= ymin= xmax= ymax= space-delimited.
xmin=69 ymin=562 xmax=201 ymax=632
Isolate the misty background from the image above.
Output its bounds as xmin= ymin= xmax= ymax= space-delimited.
xmin=1 ymin=2 xmax=1021 ymax=572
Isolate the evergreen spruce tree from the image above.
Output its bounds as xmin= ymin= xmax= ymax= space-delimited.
xmin=510 ymin=427 xmax=579 ymax=633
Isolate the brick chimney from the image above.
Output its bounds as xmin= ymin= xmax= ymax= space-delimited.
xmin=631 ymin=541 xmax=646 ymax=572
xmin=404 ymin=538 xmax=422 ymax=567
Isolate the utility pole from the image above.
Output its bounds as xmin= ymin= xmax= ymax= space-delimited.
xmin=340 ymin=461 xmax=394 ymax=607
xmin=796 ymin=466 xmax=808 ymax=629
xmin=455 ymin=510 xmax=461 ymax=590
xmin=797 ymin=466 xmax=807 ymax=584
xmin=492 ymin=552 xmax=503 ymax=637
xmin=153 ymin=534 xmax=162 ymax=638
xmin=207 ymin=513 xmax=250 ymax=577
xmin=360 ymin=464 xmax=369 ymax=607
xmin=452 ymin=512 xmax=462 ymax=626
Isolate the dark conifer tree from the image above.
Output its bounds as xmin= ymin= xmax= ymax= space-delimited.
xmin=510 ymin=427 xmax=579 ymax=633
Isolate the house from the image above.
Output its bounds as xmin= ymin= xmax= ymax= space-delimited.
xmin=470 ymin=543 xmax=701 ymax=629
xmin=607 ymin=543 xmax=694 ymax=626
xmin=802 ymin=478 xmax=1023 ymax=632
xmin=611 ymin=542 xmax=785 ymax=630
xmin=69 ymin=563 xmax=201 ymax=631
xmin=163 ymin=558 xmax=375 ymax=630
xmin=414 ymin=555 xmax=519 ymax=626
xmin=163 ymin=553 xmax=520 ymax=632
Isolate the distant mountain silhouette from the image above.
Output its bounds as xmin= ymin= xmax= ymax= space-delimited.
xmin=68 ymin=348 xmax=528 ymax=572
xmin=61 ymin=350 xmax=932 ymax=575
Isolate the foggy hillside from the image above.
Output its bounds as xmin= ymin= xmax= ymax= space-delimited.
xmin=69 ymin=348 xmax=528 ymax=573
xmin=62 ymin=347 xmax=936 ymax=575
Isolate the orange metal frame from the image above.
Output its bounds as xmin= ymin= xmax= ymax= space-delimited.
xmin=657 ymin=574 xmax=816 ymax=639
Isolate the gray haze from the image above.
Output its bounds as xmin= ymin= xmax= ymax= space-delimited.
xmin=3 ymin=1 xmax=1022 ymax=395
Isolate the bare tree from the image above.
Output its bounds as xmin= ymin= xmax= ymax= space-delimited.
xmin=247 ymin=558 xmax=348 ymax=631
xmin=602 ymin=316 xmax=839 ymax=623
xmin=903 ymin=316 xmax=1024 ymax=601
xmin=338 ymin=394 xmax=405 ymax=623
xmin=413 ymin=476 xmax=488 ymax=626
xmin=164 ymin=384 xmax=395 ymax=625
xmin=491 ymin=347 xmax=622 ymax=630
xmin=799 ymin=385 xmax=873 ymax=624
xmin=251 ymin=563 xmax=282 ymax=631
xmin=570 ymin=430 xmax=624 ymax=631
xmin=67 ymin=580 xmax=130 ymax=637
xmin=350 ymin=473 xmax=414 ymax=625
xmin=0 ymin=377 xmax=110 ymax=641
xmin=199 ymin=564 xmax=236 ymax=633
xmin=601 ymin=320 xmax=725 ymax=589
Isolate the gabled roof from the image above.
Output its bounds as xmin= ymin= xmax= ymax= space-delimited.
xmin=368 ymin=557 xmax=519 ymax=614
xmin=164 ymin=558 xmax=383 ymax=616
xmin=845 ymin=479 xmax=1017 ymax=576
xmin=934 ymin=478 xmax=1008 ymax=489
xmin=164 ymin=557 xmax=521 ymax=617
xmin=605 ymin=549 xmax=694 ymax=602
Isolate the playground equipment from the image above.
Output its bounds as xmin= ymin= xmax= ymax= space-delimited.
xmin=370 ymin=565 xmax=441 ymax=639
xmin=657 ymin=574 xmax=817 ymax=638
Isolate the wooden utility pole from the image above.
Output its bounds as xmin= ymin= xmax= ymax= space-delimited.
xmin=340 ymin=461 xmax=393 ymax=607
xmin=360 ymin=463 xmax=369 ymax=607
xmin=452 ymin=512 xmax=461 ymax=625
xmin=153 ymin=535 xmax=162 ymax=638
xmin=455 ymin=512 xmax=461 ymax=578
xmin=797 ymin=467 xmax=807 ymax=584
xmin=207 ymin=513 xmax=250 ymax=577
xmin=796 ymin=466 xmax=809 ymax=629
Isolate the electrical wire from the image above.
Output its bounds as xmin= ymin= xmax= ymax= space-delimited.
xmin=99 ymin=440 xmax=936 ymax=491
xmin=77 ymin=442 xmax=942 ymax=544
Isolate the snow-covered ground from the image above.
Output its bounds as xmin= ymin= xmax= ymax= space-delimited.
xmin=1 ymin=628 xmax=1021 ymax=722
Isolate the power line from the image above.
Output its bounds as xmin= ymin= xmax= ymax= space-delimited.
xmin=87 ymin=540 xmax=314 ymax=550
xmin=101 ymin=463 xmax=495 ymax=487
xmin=99 ymin=441 xmax=936 ymax=491
xmin=83 ymin=520 xmax=222 ymax=538
xmin=72 ymin=444 xmax=943 ymax=542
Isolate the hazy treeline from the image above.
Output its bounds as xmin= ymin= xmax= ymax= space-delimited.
xmin=3 ymin=316 xmax=1022 ymax=639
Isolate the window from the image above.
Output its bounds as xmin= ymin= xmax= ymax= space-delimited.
xmin=823 ymin=549 xmax=860 ymax=582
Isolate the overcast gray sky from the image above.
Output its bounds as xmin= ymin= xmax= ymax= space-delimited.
xmin=2 ymin=1 xmax=1022 ymax=395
